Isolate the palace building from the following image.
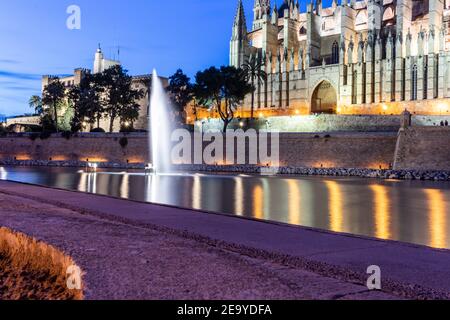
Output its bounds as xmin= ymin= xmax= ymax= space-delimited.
xmin=230 ymin=0 xmax=450 ymax=116
xmin=41 ymin=46 xmax=168 ymax=132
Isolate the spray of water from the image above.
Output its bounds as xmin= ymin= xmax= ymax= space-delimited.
xmin=149 ymin=69 xmax=172 ymax=173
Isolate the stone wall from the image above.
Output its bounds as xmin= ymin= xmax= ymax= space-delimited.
xmin=0 ymin=133 xmax=150 ymax=164
xmin=0 ymin=131 xmax=397 ymax=170
xmin=394 ymin=127 xmax=450 ymax=170
xmin=275 ymin=132 xmax=397 ymax=169
xmin=199 ymin=114 xmax=450 ymax=133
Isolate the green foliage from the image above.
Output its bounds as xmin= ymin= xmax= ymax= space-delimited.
xmin=29 ymin=133 xmax=39 ymax=141
xmin=61 ymin=131 xmax=72 ymax=140
xmin=59 ymin=100 xmax=74 ymax=132
xmin=40 ymin=114 xmax=57 ymax=132
xmin=28 ymin=95 xmax=43 ymax=115
xmin=39 ymin=131 xmax=52 ymax=140
xmin=119 ymin=137 xmax=128 ymax=148
xmin=242 ymin=56 xmax=266 ymax=119
xmin=101 ymin=65 xmax=144 ymax=132
xmin=167 ymin=69 xmax=194 ymax=124
xmin=194 ymin=66 xmax=252 ymax=132
xmin=42 ymin=79 xmax=65 ymax=132
xmin=68 ymin=72 xmax=104 ymax=132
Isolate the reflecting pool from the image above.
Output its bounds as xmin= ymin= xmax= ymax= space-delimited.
xmin=1 ymin=166 xmax=450 ymax=249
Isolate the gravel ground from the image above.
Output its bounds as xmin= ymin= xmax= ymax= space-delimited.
xmin=0 ymin=191 xmax=399 ymax=300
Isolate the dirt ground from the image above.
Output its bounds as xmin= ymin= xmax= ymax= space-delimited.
xmin=0 ymin=188 xmax=400 ymax=300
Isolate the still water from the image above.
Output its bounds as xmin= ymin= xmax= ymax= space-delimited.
xmin=1 ymin=166 xmax=450 ymax=249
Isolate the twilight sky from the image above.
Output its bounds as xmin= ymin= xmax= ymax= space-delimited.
xmin=0 ymin=0 xmax=332 ymax=116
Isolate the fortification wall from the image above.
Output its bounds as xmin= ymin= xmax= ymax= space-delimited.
xmin=0 ymin=133 xmax=150 ymax=164
xmin=394 ymin=127 xmax=450 ymax=170
xmin=198 ymin=114 xmax=450 ymax=133
xmin=0 ymin=132 xmax=398 ymax=170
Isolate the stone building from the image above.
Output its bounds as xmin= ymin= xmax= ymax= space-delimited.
xmin=230 ymin=0 xmax=450 ymax=116
xmin=42 ymin=46 xmax=168 ymax=132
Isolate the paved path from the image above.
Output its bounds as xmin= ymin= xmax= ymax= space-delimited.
xmin=1 ymin=180 xmax=446 ymax=299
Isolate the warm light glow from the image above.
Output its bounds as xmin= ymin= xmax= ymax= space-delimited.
xmin=258 ymin=112 xmax=264 ymax=118
xmin=336 ymin=107 xmax=342 ymax=113
xmin=253 ymin=184 xmax=263 ymax=220
xmin=287 ymin=179 xmax=301 ymax=225
xmin=15 ymin=155 xmax=31 ymax=161
xmin=81 ymin=157 xmax=108 ymax=163
xmin=239 ymin=121 xmax=244 ymax=127
xmin=382 ymin=104 xmax=388 ymax=111
xmin=425 ymin=189 xmax=447 ymax=249
xmin=370 ymin=184 xmax=391 ymax=240
xmin=120 ymin=173 xmax=129 ymax=198
xmin=192 ymin=174 xmax=201 ymax=210
xmin=51 ymin=156 xmax=67 ymax=161
xmin=438 ymin=103 xmax=447 ymax=113
xmin=234 ymin=177 xmax=244 ymax=216
xmin=325 ymin=180 xmax=343 ymax=233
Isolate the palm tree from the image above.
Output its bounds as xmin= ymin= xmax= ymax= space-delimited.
xmin=28 ymin=95 xmax=43 ymax=115
xmin=242 ymin=55 xmax=266 ymax=119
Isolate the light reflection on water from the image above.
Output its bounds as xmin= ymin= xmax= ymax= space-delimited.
xmin=1 ymin=166 xmax=450 ymax=249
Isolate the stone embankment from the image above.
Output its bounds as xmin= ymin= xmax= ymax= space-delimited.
xmin=1 ymin=160 xmax=450 ymax=181
xmin=178 ymin=164 xmax=450 ymax=181
xmin=0 ymin=159 xmax=145 ymax=170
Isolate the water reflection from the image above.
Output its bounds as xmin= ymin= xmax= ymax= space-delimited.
xmin=2 ymin=166 xmax=450 ymax=249
xmin=287 ymin=179 xmax=301 ymax=226
xmin=324 ymin=180 xmax=344 ymax=233
xmin=253 ymin=184 xmax=263 ymax=220
xmin=425 ymin=189 xmax=447 ymax=249
xmin=370 ymin=184 xmax=391 ymax=240
xmin=234 ymin=177 xmax=244 ymax=216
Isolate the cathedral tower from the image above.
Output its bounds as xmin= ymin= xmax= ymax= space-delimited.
xmin=253 ymin=0 xmax=271 ymax=30
xmin=230 ymin=0 xmax=249 ymax=68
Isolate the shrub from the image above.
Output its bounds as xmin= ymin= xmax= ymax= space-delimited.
xmin=29 ymin=133 xmax=39 ymax=141
xmin=39 ymin=131 xmax=52 ymax=140
xmin=324 ymin=134 xmax=331 ymax=138
xmin=90 ymin=127 xmax=105 ymax=133
xmin=61 ymin=131 xmax=72 ymax=140
xmin=119 ymin=137 xmax=128 ymax=148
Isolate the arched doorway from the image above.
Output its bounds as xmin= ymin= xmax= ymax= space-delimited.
xmin=311 ymin=81 xmax=337 ymax=114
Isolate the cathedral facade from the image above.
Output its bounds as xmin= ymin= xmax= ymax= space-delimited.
xmin=230 ymin=0 xmax=450 ymax=116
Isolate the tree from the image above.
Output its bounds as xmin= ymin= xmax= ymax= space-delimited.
xmin=68 ymin=73 xmax=104 ymax=132
xmin=42 ymin=79 xmax=65 ymax=132
xmin=194 ymin=66 xmax=252 ymax=132
xmin=101 ymin=65 xmax=144 ymax=132
xmin=28 ymin=95 xmax=43 ymax=115
xmin=242 ymin=56 xmax=266 ymax=119
xmin=167 ymin=69 xmax=194 ymax=124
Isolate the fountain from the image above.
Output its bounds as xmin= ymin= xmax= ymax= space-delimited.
xmin=149 ymin=69 xmax=173 ymax=174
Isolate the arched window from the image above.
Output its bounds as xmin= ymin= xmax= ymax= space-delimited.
xmin=331 ymin=41 xmax=339 ymax=64
xmin=412 ymin=64 xmax=418 ymax=101
xmin=299 ymin=26 xmax=307 ymax=35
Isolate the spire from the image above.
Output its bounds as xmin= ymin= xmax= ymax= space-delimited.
xmin=232 ymin=0 xmax=247 ymax=40
xmin=253 ymin=0 xmax=271 ymax=30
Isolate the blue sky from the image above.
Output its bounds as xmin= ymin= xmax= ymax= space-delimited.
xmin=0 ymin=0 xmax=332 ymax=116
